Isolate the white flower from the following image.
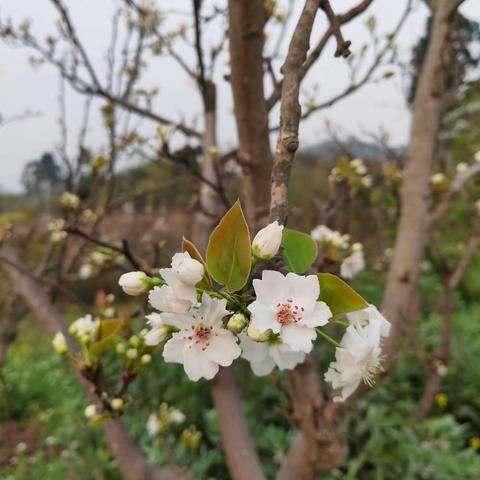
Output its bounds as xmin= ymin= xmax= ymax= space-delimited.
xmin=361 ymin=175 xmax=373 ymax=188
xmin=248 ymin=271 xmax=332 ymax=354
xmin=158 ymin=252 xmax=203 ymax=306
xmin=148 ymin=285 xmax=192 ymax=313
xmin=431 ymin=172 xmax=445 ymax=184
xmin=164 ymin=252 xmax=204 ymax=286
xmin=84 ymin=405 xmax=97 ymax=418
xmin=324 ymin=325 xmax=384 ymax=402
xmin=147 ymin=413 xmax=160 ymax=436
xmin=144 ymin=313 xmax=169 ymax=345
xmin=169 ymin=409 xmax=186 ymax=424
xmin=69 ymin=314 xmax=97 ymax=340
xmin=59 ymin=191 xmax=80 ymax=210
xmin=325 ymin=306 xmax=390 ymax=402
xmin=350 ymin=158 xmax=367 ymax=175
xmin=346 ymin=305 xmax=391 ymax=341
xmin=340 ymin=250 xmax=365 ymax=279
xmin=239 ymin=333 xmax=305 ymax=376
xmin=310 ymin=225 xmax=348 ymax=249
xmin=52 ymin=332 xmax=67 ymax=354
xmin=252 ymin=221 xmax=284 ymax=260
xmin=162 ymin=293 xmax=241 ymax=381
xmin=474 ymin=151 xmax=480 ymax=163
xmin=118 ymin=271 xmax=148 ymax=296
xmin=78 ymin=264 xmax=93 ymax=279
xmin=456 ymin=162 xmax=468 ymax=174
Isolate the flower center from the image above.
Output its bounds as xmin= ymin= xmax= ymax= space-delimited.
xmin=361 ymin=356 xmax=383 ymax=387
xmin=276 ymin=300 xmax=304 ymax=325
xmin=185 ymin=323 xmax=213 ymax=351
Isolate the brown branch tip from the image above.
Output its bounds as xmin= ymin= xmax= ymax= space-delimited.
xmin=320 ymin=0 xmax=352 ymax=58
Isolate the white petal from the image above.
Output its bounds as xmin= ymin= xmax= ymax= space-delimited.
xmin=301 ymin=301 xmax=332 ymax=328
xmin=239 ymin=333 xmax=269 ymax=363
xmin=197 ymin=293 xmax=229 ymax=328
xmin=250 ymin=356 xmax=276 ymax=376
xmin=248 ymin=301 xmax=280 ymax=333
xmin=160 ymin=312 xmax=194 ymax=330
xmin=183 ymin=344 xmax=219 ymax=381
xmin=280 ymin=325 xmax=316 ymax=353
xmin=144 ymin=327 xmax=167 ymax=346
xmin=285 ymin=273 xmax=319 ymax=311
xmin=252 ymin=270 xmax=288 ymax=307
xmin=148 ymin=285 xmax=191 ymax=313
xmin=206 ymin=329 xmax=241 ymax=366
xmin=270 ymin=345 xmax=305 ymax=370
xmin=163 ymin=333 xmax=188 ymax=363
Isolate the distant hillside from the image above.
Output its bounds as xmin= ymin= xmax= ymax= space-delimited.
xmin=302 ymin=138 xmax=405 ymax=162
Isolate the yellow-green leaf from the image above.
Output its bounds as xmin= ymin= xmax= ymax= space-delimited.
xmin=282 ymin=229 xmax=318 ymax=274
xmin=181 ymin=237 xmax=213 ymax=289
xmin=317 ymin=273 xmax=368 ymax=316
xmin=206 ymin=200 xmax=251 ymax=292
xmin=90 ymin=319 xmax=124 ymax=358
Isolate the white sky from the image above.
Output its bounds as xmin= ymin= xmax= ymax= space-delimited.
xmin=0 ymin=0 xmax=479 ymax=192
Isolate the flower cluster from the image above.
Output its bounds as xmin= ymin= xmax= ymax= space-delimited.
xmin=53 ymin=202 xmax=390 ymax=406
xmin=78 ymin=248 xmax=124 ymax=279
xmin=311 ymin=225 xmax=365 ymax=279
xmin=329 ymin=157 xmax=373 ymax=190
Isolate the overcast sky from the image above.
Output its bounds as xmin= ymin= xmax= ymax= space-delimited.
xmin=0 ymin=0 xmax=479 ymax=192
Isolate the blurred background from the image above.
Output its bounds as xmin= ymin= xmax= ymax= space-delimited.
xmin=1 ymin=0 xmax=480 ymax=479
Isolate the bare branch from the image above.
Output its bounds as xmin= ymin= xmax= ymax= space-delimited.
xmin=319 ymin=0 xmax=352 ymax=58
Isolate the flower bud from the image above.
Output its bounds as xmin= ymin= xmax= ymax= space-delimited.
xmin=118 ymin=271 xmax=148 ymax=296
xmin=252 ymin=221 xmax=284 ymax=260
xmin=52 ymin=332 xmax=68 ymax=354
xmin=129 ymin=335 xmax=140 ymax=347
xmin=141 ymin=354 xmax=152 ymax=364
xmin=84 ymin=405 xmax=97 ymax=418
xmin=352 ymin=242 xmax=363 ymax=252
xmin=126 ymin=348 xmax=138 ymax=359
xmin=111 ymin=398 xmax=124 ymax=410
xmin=172 ymin=253 xmax=204 ymax=285
xmin=116 ymin=343 xmax=126 ymax=354
xmin=227 ymin=313 xmax=248 ymax=333
xmin=247 ymin=324 xmax=270 ymax=342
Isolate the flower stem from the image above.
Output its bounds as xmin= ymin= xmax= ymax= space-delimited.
xmin=332 ymin=319 xmax=349 ymax=327
xmin=315 ymin=328 xmax=342 ymax=348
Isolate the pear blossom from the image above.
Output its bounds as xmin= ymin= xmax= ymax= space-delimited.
xmin=148 ymin=285 xmax=192 ymax=313
xmin=239 ymin=333 xmax=305 ymax=376
xmin=252 ymin=221 xmax=284 ymax=260
xmin=346 ymin=305 xmax=391 ymax=341
xmin=456 ymin=162 xmax=469 ymax=174
xmin=340 ymin=250 xmax=365 ymax=279
xmin=431 ymin=172 xmax=445 ymax=185
xmin=248 ymin=271 xmax=332 ymax=354
xmin=361 ymin=175 xmax=373 ymax=188
xmin=148 ymin=252 xmax=203 ymax=314
xmin=310 ymin=225 xmax=348 ymax=249
xmin=325 ymin=306 xmax=390 ymax=402
xmin=147 ymin=413 xmax=161 ymax=436
xmin=144 ymin=312 xmax=169 ymax=346
xmin=169 ymin=409 xmax=186 ymax=424
xmin=84 ymin=405 xmax=97 ymax=418
xmin=163 ymin=251 xmax=204 ymax=286
xmin=474 ymin=151 xmax=480 ymax=163
xmin=118 ymin=271 xmax=148 ymax=296
xmin=350 ymin=158 xmax=367 ymax=175
xmin=69 ymin=314 xmax=97 ymax=341
xmin=162 ymin=293 xmax=241 ymax=381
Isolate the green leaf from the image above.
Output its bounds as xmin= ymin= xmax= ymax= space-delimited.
xmin=317 ymin=273 xmax=368 ymax=316
xmin=206 ymin=200 xmax=251 ymax=292
xmin=282 ymin=228 xmax=318 ymax=274
xmin=90 ymin=319 xmax=124 ymax=358
xmin=181 ymin=237 xmax=213 ymax=289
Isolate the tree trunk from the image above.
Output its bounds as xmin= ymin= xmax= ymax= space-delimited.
xmin=382 ymin=0 xmax=458 ymax=360
xmin=1 ymin=247 xmax=191 ymax=480
xmin=228 ymin=0 xmax=272 ymax=232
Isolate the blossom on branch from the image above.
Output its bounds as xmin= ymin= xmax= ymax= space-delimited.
xmin=162 ymin=293 xmax=241 ymax=381
xmin=248 ymin=271 xmax=332 ymax=354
